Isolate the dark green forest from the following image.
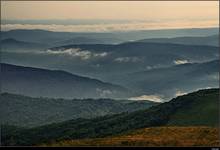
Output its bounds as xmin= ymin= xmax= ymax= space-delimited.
xmin=2 ymin=88 xmax=219 ymax=146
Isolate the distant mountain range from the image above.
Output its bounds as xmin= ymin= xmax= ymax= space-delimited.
xmin=53 ymin=37 xmax=106 ymax=46
xmin=2 ymin=88 xmax=219 ymax=146
xmin=3 ymin=42 xmax=217 ymax=79
xmin=1 ymin=58 xmax=218 ymax=101
xmin=47 ymin=42 xmax=219 ymax=86
xmin=1 ymin=29 xmax=122 ymax=45
xmin=1 ymin=28 xmax=219 ymax=45
xmin=0 ymin=93 xmax=158 ymax=127
xmin=1 ymin=63 xmax=131 ymax=99
xmin=136 ymin=34 xmax=219 ymax=47
xmin=1 ymin=38 xmax=49 ymax=51
xmin=2 ymin=42 xmax=218 ymax=99
xmin=111 ymin=59 xmax=219 ymax=100
xmin=0 ymin=37 xmax=110 ymax=52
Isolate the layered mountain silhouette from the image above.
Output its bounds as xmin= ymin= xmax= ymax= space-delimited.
xmin=136 ymin=34 xmax=219 ymax=46
xmin=1 ymin=29 xmax=122 ymax=45
xmin=1 ymin=63 xmax=131 ymax=99
xmin=1 ymin=38 xmax=48 ymax=51
xmin=47 ymin=43 xmax=219 ymax=91
xmin=111 ymin=59 xmax=219 ymax=99
xmin=2 ymin=41 xmax=218 ymax=99
xmin=1 ymin=28 xmax=218 ymax=45
xmin=53 ymin=37 xmax=105 ymax=46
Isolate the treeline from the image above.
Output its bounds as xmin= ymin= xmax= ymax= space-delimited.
xmin=0 ymin=93 xmax=158 ymax=127
xmin=2 ymin=88 xmax=219 ymax=146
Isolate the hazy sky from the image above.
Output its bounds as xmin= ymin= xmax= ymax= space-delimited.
xmin=2 ymin=1 xmax=219 ymax=20
xmin=1 ymin=1 xmax=219 ymax=32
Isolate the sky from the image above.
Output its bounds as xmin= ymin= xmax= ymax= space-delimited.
xmin=1 ymin=1 xmax=219 ymax=32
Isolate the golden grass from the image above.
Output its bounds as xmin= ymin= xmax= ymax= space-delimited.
xmin=41 ymin=126 xmax=220 ymax=147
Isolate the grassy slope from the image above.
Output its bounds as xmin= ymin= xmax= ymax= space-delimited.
xmin=168 ymin=90 xmax=219 ymax=126
xmin=42 ymin=127 xmax=220 ymax=147
xmin=2 ymin=88 xmax=219 ymax=146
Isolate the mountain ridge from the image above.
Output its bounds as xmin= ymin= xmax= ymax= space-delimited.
xmin=1 ymin=63 xmax=131 ymax=99
xmin=136 ymin=34 xmax=219 ymax=46
xmin=0 ymin=92 xmax=159 ymax=127
xmin=2 ymin=88 xmax=219 ymax=146
xmin=1 ymin=38 xmax=48 ymax=51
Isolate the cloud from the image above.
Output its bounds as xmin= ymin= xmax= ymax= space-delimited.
xmin=174 ymin=59 xmax=189 ymax=65
xmin=145 ymin=64 xmax=165 ymax=70
xmin=1 ymin=19 xmax=218 ymax=32
xmin=45 ymin=48 xmax=108 ymax=60
xmin=94 ymin=52 xmax=108 ymax=57
xmin=175 ymin=91 xmax=187 ymax=97
xmin=204 ymin=87 xmax=213 ymax=89
xmin=114 ymin=57 xmax=141 ymax=63
xmin=96 ymin=88 xmax=113 ymax=97
xmin=208 ymin=73 xmax=219 ymax=80
xmin=128 ymin=94 xmax=163 ymax=103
